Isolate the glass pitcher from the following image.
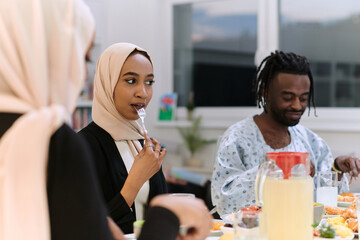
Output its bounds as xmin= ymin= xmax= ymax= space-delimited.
xmin=255 ymin=152 xmax=313 ymax=240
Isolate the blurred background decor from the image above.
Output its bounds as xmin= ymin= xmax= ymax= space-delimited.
xmin=158 ymin=93 xmax=177 ymax=121
xmin=177 ymin=116 xmax=216 ymax=167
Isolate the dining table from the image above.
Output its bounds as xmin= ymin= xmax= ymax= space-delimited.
xmin=124 ymin=233 xmax=222 ymax=240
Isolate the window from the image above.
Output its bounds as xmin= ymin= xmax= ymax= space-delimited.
xmin=280 ymin=0 xmax=360 ymax=107
xmin=173 ymin=0 xmax=258 ymax=107
xmin=169 ymin=0 xmax=360 ymax=132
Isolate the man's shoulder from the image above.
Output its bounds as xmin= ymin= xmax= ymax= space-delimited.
xmin=221 ymin=117 xmax=258 ymax=143
xmin=227 ymin=117 xmax=254 ymax=131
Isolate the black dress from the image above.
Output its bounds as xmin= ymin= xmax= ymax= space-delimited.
xmin=79 ymin=121 xmax=168 ymax=233
xmin=0 ymin=113 xmax=113 ymax=240
xmin=1 ymin=113 xmax=180 ymax=240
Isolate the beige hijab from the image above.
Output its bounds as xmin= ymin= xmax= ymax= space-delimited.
xmin=92 ymin=43 xmax=152 ymax=156
xmin=0 ymin=0 xmax=95 ymax=239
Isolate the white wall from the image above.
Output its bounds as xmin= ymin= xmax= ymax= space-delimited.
xmin=85 ymin=0 xmax=360 ymax=184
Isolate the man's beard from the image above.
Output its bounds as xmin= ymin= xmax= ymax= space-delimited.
xmin=269 ymin=105 xmax=304 ymax=127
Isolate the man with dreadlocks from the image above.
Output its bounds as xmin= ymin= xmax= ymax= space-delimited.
xmin=211 ymin=51 xmax=360 ymax=216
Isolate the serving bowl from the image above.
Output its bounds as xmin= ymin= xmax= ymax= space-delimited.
xmin=314 ymin=203 xmax=325 ymax=224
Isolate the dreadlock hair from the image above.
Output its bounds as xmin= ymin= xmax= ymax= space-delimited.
xmin=253 ymin=51 xmax=316 ymax=115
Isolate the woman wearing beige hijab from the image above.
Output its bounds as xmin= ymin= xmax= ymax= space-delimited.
xmin=0 ymin=0 xmax=115 ymax=239
xmin=79 ymin=43 xmax=168 ymax=233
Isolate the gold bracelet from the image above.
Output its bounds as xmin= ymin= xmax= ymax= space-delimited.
xmin=332 ymin=161 xmax=342 ymax=174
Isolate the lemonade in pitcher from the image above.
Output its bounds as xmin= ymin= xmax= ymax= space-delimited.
xmin=255 ymin=152 xmax=314 ymax=240
xmin=263 ymin=176 xmax=313 ymax=240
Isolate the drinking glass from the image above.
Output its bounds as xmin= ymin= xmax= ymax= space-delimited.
xmin=315 ymin=171 xmax=338 ymax=207
xmin=356 ymin=197 xmax=360 ymax=234
xmin=234 ymin=211 xmax=267 ymax=240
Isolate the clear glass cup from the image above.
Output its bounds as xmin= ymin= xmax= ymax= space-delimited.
xmin=234 ymin=211 xmax=267 ymax=240
xmin=356 ymin=197 xmax=360 ymax=234
xmin=315 ymin=171 xmax=338 ymax=207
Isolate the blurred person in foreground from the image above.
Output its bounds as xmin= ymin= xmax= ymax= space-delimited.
xmin=0 ymin=0 xmax=112 ymax=239
xmin=0 ymin=0 xmax=211 ymax=239
xmin=212 ymin=51 xmax=360 ymax=216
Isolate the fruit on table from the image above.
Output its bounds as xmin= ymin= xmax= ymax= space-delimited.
xmin=241 ymin=205 xmax=261 ymax=212
xmin=212 ymin=221 xmax=224 ymax=231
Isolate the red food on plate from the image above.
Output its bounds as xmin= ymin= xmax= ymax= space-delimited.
xmin=249 ymin=206 xmax=259 ymax=211
xmin=241 ymin=206 xmax=261 ymax=212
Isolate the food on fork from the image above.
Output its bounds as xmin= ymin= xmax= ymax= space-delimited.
xmin=324 ymin=206 xmax=344 ymax=216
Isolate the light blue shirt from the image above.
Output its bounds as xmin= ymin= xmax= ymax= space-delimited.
xmin=211 ymin=116 xmax=348 ymax=216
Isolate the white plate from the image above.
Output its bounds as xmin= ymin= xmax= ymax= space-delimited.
xmin=317 ymin=219 xmax=355 ymax=240
xmin=210 ymin=219 xmax=225 ymax=236
xmin=210 ymin=230 xmax=223 ymax=237
xmin=124 ymin=233 xmax=135 ymax=239
xmin=220 ymin=226 xmax=233 ymax=235
xmin=220 ymin=213 xmax=236 ymax=223
xmin=125 ymin=230 xmax=224 ymax=239
xmin=338 ymin=201 xmax=352 ymax=207
xmin=314 ymin=237 xmax=353 ymax=240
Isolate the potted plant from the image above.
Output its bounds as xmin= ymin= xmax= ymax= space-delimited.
xmin=177 ymin=116 xmax=216 ymax=167
xmin=186 ymin=91 xmax=195 ymax=121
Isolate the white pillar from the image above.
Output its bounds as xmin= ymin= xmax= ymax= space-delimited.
xmin=255 ymin=0 xmax=279 ymax=66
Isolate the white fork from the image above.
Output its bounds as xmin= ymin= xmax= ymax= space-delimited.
xmin=136 ymin=108 xmax=148 ymax=134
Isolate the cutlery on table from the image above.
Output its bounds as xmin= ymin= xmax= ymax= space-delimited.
xmin=209 ymin=206 xmax=217 ymax=215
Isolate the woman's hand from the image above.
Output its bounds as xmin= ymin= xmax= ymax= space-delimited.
xmin=107 ymin=217 xmax=126 ymax=240
xmin=121 ymin=132 xmax=167 ymax=207
xmin=130 ymin=131 xmax=167 ymax=184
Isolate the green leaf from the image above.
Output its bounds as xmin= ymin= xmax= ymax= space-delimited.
xmin=312 ymin=222 xmax=319 ymax=228
xmin=176 ymin=116 xmax=216 ymax=156
xmin=319 ymin=224 xmax=336 ymax=238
